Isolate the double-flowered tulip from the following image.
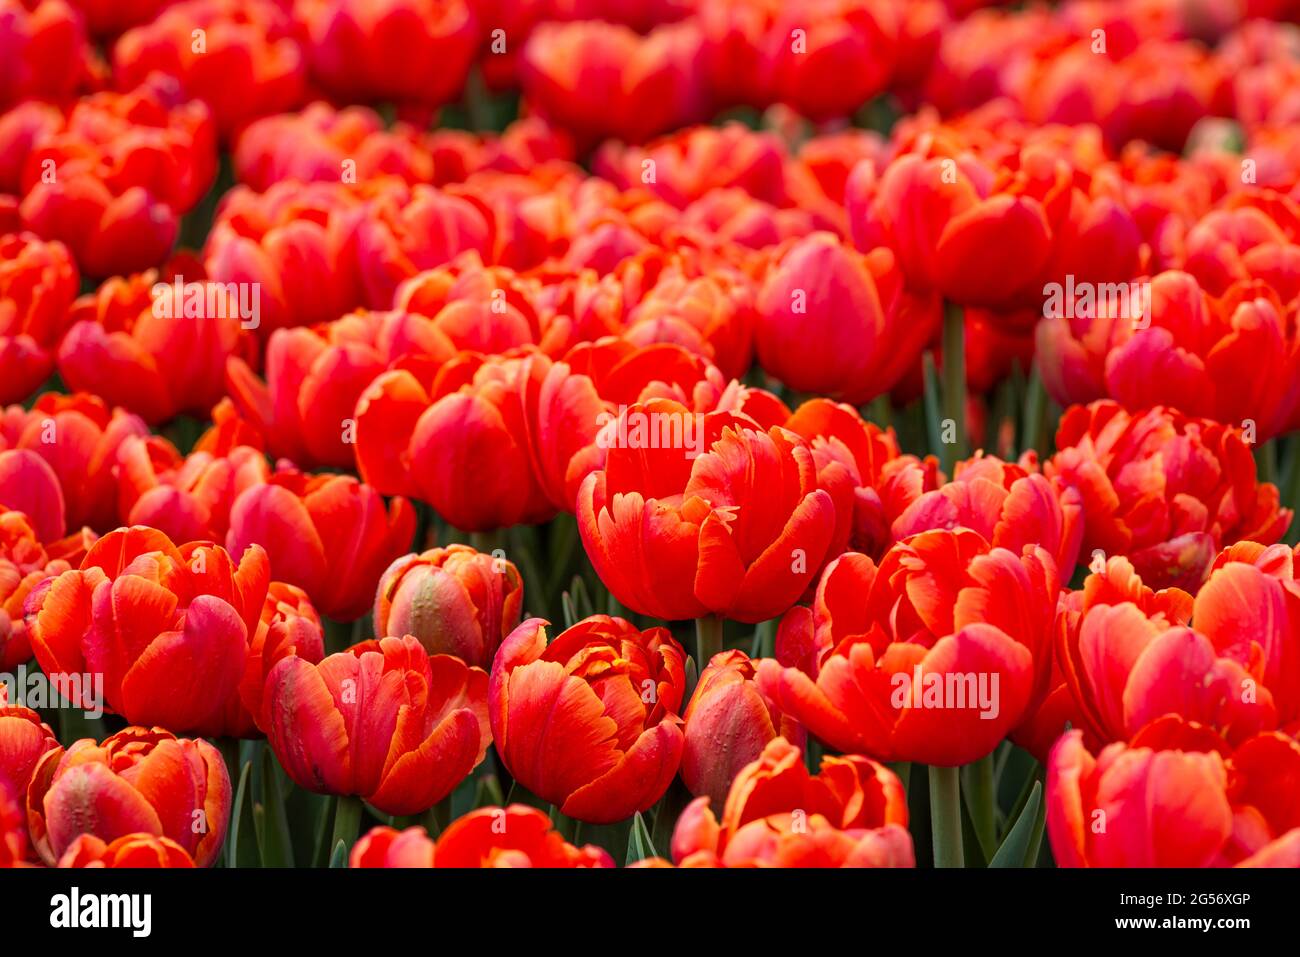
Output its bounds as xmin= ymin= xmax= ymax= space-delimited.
xmin=577 ymin=402 xmax=839 ymax=622
xmin=667 ymin=736 xmax=913 ymax=868
xmin=226 ymin=466 xmax=415 ymax=621
xmin=758 ymin=529 xmax=1058 ymax=765
xmin=26 ymin=527 xmax=269 ymax=733
xmin=350 ymin=805 xmax=616 ymax=868
xmin=1046 ymin=401 xmax=1291 ymax=591
xmin=265 ymin=635 xmax=489 ymax=815
xmin=27 ymin=726 xmax=230 ymax=867
xmin=489 ymin=616 xmax=687 ymax=824
xmin=1047 ymin=728 xmax=1300 ymax=867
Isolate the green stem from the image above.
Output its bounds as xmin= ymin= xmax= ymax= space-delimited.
xmin=694 ymin=615 xmax=724 ymax=672
xmin=929 ymin=765 xmax=964 ymax=868
xmin=420 ymin=796 xmax=452 ymax=838
xmin=965 ymin=754 xmax=997 ymax=858
xmin=331 ymin=795 xmax=364 ymax=858
xmin=941 ymin=302 xmax=967 ymax=473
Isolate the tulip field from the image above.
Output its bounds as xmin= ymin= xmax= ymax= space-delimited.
xmin=4 ymin=0 xmax=1300 ymax=914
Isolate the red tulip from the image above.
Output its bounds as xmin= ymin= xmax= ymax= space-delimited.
xmin=27 ymin=726 xmax=230 ymax=867
xmin=0 ymin=775 xmax=27 ymax=866
xmin=0 ymin=449 xmax=64 ymax=544
xmin=0 ymin=0 xmax=98 ymax=106
xmin=19 ymin=86 xmax=216 ymax=277
xmin=115 ymin=435 xmax=269 ymax=544
xmin=3 ymin=392 xmax=149 ymax=531
xmin=489 ymin=616 xmax=686 ymax=824
xmin=1055 ymin=554 xmax=1283 ymax=750
xmin=757 ymin=530 xmax=1058 ymax=765
xmin=58 ymin=832 xmax=196 ymax=868
xmin=681 ymin=649 xmax=803 ymax=807
xmin=0 ymin=696 xmax=59 ymax=800
xmin=0 ymin=232 xmax=77 ymax=405
xmin=393 ymin=255 xmax=542 ymax=357
xmin=0 ymin=508 xmax=77 ymax=670
xmin=780 ymin=397 xmax=924 ymax=557
xmin=224 ymin=312 xmax=424 ymax=469
xmin=265 ymin=634 xmax=489 ymax=815
xmin=670 ymin=737 xmax=913 ymax=868
xmin=520 ymin=19 xmax=707 ymax=146
xmin=349 ymin=825 xmax=435 ymax=868
xmin=578 ymin=402 xmax=839 ymax=622
xmin=440 ymin=804 xmax=616 ymax=868
xmin=374 ymin=545 xmax=523 ymax=669
xmin=226 ymin=465 xmax=415 ymax=621
xmin=353 ymin=183 xmax=493 ymax=310
xmin=58 ymin=278 xmax=254 ymax=425
xmin=851 ymin=133 xmax=1141 ymax=311
xmin=203 ymin=180 xmax=366 ymax=336
xmin=27 ymin=526 xmax=269 ymax=733
xmin=113 ymin=0 xmax=306 ymax=139
xmin=1036 ymin=271 xmax=1300 ymax=441
xmin=296 ymin=0 xmax=479 ymax=108
xmin=755 ymin=232 xmax=940 ymax=405
xmin=234 ymin=102 xmax=434 ymax=192
xmin=887 ymin=452 xmax=1085 ymax=578
xmin=354 ymin=350 xmax=603 ymax=530
xmin=1047 ymin=728 xmax=1300 ymax=867
xmin=1046 ymin=401 xmax=1291 ymax=592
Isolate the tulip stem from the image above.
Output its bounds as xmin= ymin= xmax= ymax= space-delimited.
xmin=694 ymin=615 xmax=724 ymax=672
xmin=331 ymin=795 xmax=364 ymax=858
xmin=941 ymin=302 xmax=967 ymax=474
xmin=929 ymin=765 xmax=964 ymax=868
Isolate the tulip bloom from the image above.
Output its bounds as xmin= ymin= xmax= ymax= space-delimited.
xmin=1036 ymin=271 xmax=1300 ymax=441
xmin=0 ymin=777 xmax=27 ymax=866
xmin=58 ymin=833 xmax=197 ymax=868
xmin=850 ymin=137 xmax=1141 ymax=311
xmin=226 ymin=466 xmax=415 ymax=621
xmin=1055 ymin=554 xmax=1283 ymax=750
xmin=489 ymin=616 xmax=687 ymax=824
xmin=1046 ymin=401 xmax=1291 ymax=592
xmin=265 ymin=635 xmax=490 ymax=816
xmin=296 ymin=0 xmax=479 ymax=108
xmin=27 ymin=727 xmax=230 ymax=867
xmin=27 ymin=527 xmax=270 ymax=733
xmin=780 ymin=398 xmax=925 ymax=557
xmin=0 ymin=508 xmax=77 ymax=670
xmin=758 ymin=530 xmax=1058 ymax=765
xmin=0 ymin=697 xmax=59 ymax=799
xmin=0 ymin=448 xmax=65 ymax=544
xmin=681 ymin=649 xmax=803 ymax=807
xmin=224 ymin=309 xmax=455 ymax=469
xmin=235 ymin=102 xmax=434 ymax=191
xmin=579 ymin=402 xmax=839 ymax=622
xmin=670 ymin=737 xmax=913 ymax=868
xmin=1047 ymin=729 xmax=1300 ymax=867
xmin=520 ymin=19 xmax=707 ymax=146
xmin=354 ymin=350 xmax=604 ymax=530
xmin=755 ymin=232 xmax=940 ymax=405
xmin=0 ymin=232 xmax=77 ymax=405
xmin=115 ymin=435 xmax=269 ymax=544
xmin=349 ymin=826 xmax=436 ymax=868
xmin=375 ymin=545 xmax=523 ymax=669
xmin=203 ymin=180 xmax=366 ymax=335
xmin=353 ymin=184 xmax=493 ymax=310
xmin=113 ymin=0 xmax=307 ymax=139
xmin=58 ymin=279 xmax=254 ymax=425
xmin=18 ymin=87 xmax=217 ymax=277
xmin=887 ymin=452 xmax=1085 ymax=578
xmin=3 ymin=392 xmax=150 ymax=531
xmin=0 ymin=0 xmax=98 ymax=106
